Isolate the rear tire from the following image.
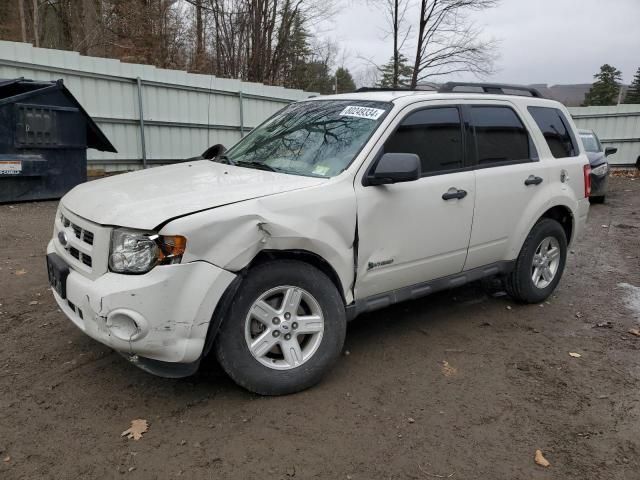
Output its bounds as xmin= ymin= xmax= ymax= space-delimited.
xmin=214 ymin=260 xmax=346 ymax=395
xmin=589 ymin=195 xmax=605 ymax=204
xmin=505 ymin=218 xmax=567 ymax=304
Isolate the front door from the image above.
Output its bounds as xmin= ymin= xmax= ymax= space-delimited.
xmin=354 ymin=105 xmax=476 ymax=299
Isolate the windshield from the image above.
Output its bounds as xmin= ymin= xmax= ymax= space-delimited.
xmin=580 ymin=132 xmax=602 ymax=153
xmin=224 ymin=100 xmax=392 ymax=177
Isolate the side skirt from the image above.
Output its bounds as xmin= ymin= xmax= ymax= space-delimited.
xmin=345 ymin=260 xmax=515 ymax=321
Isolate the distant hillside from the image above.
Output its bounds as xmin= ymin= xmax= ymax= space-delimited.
xmin=531 ymin=84 xmax=629 ymax=107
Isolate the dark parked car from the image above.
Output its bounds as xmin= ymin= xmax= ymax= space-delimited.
xmin=579 ymin=129 xmax=617 ymax=203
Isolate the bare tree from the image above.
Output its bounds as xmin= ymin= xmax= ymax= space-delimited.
xmin=32 ymin=0 xmax=39 ymax=46
xmin=18 ymin=0 xmax=27 ymax=42
xmin=410 ymin=0 xmax=498 ymax=88
xmin=370 ymin=0 xmax=411 ymax=88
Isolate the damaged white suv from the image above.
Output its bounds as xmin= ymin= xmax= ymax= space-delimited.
xmin=48 ymin=83 xmax=591 ymax=395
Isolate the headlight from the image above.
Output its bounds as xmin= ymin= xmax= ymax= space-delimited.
xmin=591 ymin=163 xmax=608 ymax=176
xmin=109 ymin=229 xmax=187 ymax=274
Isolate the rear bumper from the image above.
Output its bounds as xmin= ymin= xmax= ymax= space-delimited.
xmin=590 ymin=172 xmax=609 ymax=197
xmin=573 ymin=198 xmax=590 ymax=245
xmin=47 ymin=240 xmax=236 ymax=366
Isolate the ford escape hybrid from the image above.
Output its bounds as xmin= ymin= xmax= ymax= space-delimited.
xmin=47 ymin=83 xmax=591 ymax=395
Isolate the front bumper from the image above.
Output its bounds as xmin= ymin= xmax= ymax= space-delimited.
xmin=47 ymin=240 xmax=236 ymax=366
xmin=590 ymin=172 xmax=609 ymax=197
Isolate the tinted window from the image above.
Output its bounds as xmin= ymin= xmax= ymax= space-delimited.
xmin=384 ymin=107 xmax=463 ymax=174
xmin=528 ymin=107 xmax=578 ymax=158
xmin=471 ymin=106 xmax=533 ymax=164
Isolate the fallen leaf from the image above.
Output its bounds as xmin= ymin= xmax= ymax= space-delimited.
xmin=534 ymin=449 xmax=550 ymax=467
xmin=569 ymin=352 xmax=582 ymax=358
xmin=575 ymin=312 xmax=583 ymax=318
xmin=594 ymin=322 xmax=612 ymax=328
xmin=441 ymin=360 xmax=457 ymax=377
xmin=29 ymin=301 xmax=38 ymax=306
xmin=3 ymin=456 xmax=10 ymax=463
xmin=121 ymin=419 xmax=149 ymax=440
xmin=407 ymin=417 xmax=415 ymax=423
xmin=15 ymin=269 xmax=27 ymax=276
xmin=629 ymin=329 xmax=640 ymax=337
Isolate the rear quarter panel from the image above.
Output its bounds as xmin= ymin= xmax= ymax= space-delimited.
xmin=506 ymin=100 xmax=589 ymax=257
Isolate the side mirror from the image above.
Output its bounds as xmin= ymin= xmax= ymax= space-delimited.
xmin=604 ymin=147 xmax=617 ymax=157
xmin=201 ymin=143 xmax=226 ymax=160
xmin=365 ymin=153 xmax=421 ymax=186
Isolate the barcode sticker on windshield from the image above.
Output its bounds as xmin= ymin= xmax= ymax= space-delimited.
xmin=339 ymin=106 xmax=385 ymax=120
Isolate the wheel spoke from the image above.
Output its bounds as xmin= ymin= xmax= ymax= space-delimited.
xmin=281 ymin=287 xmax=302 ymax=315
xmin=542 ymin=267 xmax=554 ymax=282
xmin=249 ymin=329 xmax=277 ymax=358
xmin=532 ymin=266 xmax=541 ymax=284
xmin=547 ymin=247 xmax=560 ymax=260
xmin=281 ymin=340 xmax=303 ymax=367
xmin=250 ymin=301 xmax=279 ymax=326
xmin=295 ymin=315 xmax=324 ymax=334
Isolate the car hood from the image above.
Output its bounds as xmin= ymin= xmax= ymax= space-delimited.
xmin=62 ymin=160 xmax=327 ymax=229
xmin=587 ymin=151 xmax=606 ymax=166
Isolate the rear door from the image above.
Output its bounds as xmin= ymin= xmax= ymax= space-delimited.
xmin=354 ymin=103 xmax=476 ymax=299
xmin=463 ymin=101 xmax=547 ymax=270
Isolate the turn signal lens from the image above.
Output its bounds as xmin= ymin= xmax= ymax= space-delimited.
xmin=157 ymin=235 xmax=187 ymax=264
xmin=583 ymin=164 xmax=592 ymax=198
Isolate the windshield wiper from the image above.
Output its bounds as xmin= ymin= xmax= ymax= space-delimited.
xmin=214 ymin=154 xmax=237 ymax=166
xmin=235 ymin=160 xmax=278 ymax=172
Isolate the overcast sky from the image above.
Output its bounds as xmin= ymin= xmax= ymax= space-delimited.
xmin=320 ymin=0 xmax=640 ymax=86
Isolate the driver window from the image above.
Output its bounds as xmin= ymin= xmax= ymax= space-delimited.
xmin=384 ymin=107 xmax=463 ymax=175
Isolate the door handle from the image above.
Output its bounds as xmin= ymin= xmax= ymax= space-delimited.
xmin=442 ymin=188 xmax=468 ymax=200
xmin=524 ymin=175 xmax=543 ymax=186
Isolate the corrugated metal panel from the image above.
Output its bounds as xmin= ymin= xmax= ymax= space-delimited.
xmin=569 ymin=105 xmax=640 ymax=166
xmin=0 ymin=40 xmax=315 ymax=171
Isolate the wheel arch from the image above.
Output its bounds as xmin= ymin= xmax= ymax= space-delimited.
xmin=539 ymin=205 xmax=574 ymax=244
xmin=201 ymin=249 xmax=347 ymax=359
xmin=247 ymin=249 xmax=347 ymax=304
xmin=508 ymin=201 xmax=576 ymax=260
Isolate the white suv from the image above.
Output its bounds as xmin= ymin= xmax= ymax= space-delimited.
xmin=47 ymin=83 xmax=591 ymax=395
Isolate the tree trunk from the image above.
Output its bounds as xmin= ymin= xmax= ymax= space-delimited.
xmin=195 ymin=0 xmax=204 ymax=70
xmin=18 ymin=0 xmax=27 ymax=43
xmin=393 ymin=0 xmax=398 ymax=88
xmin=410 ymin=0 xmax=427 ymax=89
xmin=32 ymin=0 xmax=39 ymax=47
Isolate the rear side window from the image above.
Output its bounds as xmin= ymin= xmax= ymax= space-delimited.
xmin=384 ymin=107 xmax=463 ymax=174
xmin=528 ymin=106 xmax=578 ymax=158
xmin=470 ymin=106 xmax=534 ymax=165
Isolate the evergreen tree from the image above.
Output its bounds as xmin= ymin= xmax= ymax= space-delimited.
xmin=302 ymin=61 xmax=335 ymax=94
xmin=623 ymin=67 xmax=640 ymax=104
xmin=377 ymin=54 xmax=413 ymax=88
xmin=583 ymin=64 xmax=623 ymax=106
xmin=335 ymin=67 xmax=356 ymax=93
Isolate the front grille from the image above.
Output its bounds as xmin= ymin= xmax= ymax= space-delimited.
xmin=60 ymin=213 xmax=95 ymax=248
xmin=68 ymin=247 xmax=92 ymax=267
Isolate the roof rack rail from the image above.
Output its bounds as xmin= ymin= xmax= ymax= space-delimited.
xmin=438 ymin=82 xmax=544 ymax=98
xmin=356 ymin=87 xmax=414 ymax=93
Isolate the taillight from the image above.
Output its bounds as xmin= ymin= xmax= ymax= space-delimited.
xmin=583 ymin=164 xmax=592 ymax=198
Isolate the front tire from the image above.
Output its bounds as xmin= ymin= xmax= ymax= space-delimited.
xmin=214 ymin=260 xmax=346 ymax=395
xmin=505 ymin=218 xmax=567 ymax=304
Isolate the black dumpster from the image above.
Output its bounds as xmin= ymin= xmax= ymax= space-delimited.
xmin=0 ymin=78 xmax=116 ymax=203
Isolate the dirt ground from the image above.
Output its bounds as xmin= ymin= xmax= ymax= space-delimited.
xmin=1 ymin=176 xmax=639 ymax=480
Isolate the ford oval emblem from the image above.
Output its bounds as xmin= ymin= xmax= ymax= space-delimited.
xmin=58 ymin=231 xmax=69 ymax=247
